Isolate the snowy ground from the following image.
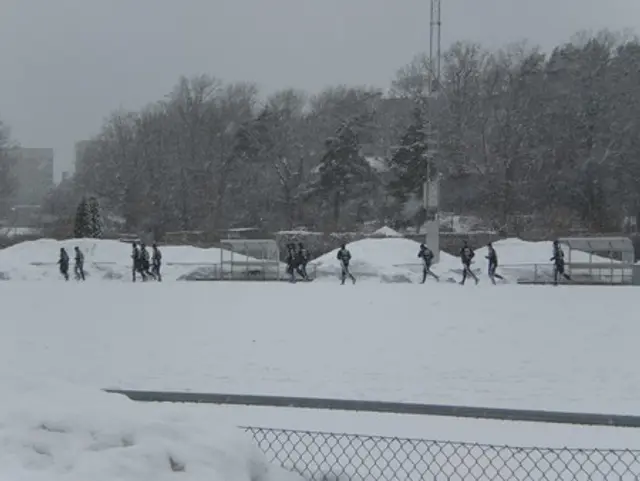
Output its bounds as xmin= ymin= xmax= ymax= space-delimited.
xmin=1 ymin=237 xmax=638 ymax=478
xmin=2 ymin=282 xmax=640 ymax=448
xmin=0 ymin=385 xmax=302 ymax=481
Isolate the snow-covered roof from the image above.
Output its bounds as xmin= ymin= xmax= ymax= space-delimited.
xmin=365 ymin=156 xmax=388 ymax=172
xmin=558 ymin=236 xmax=634 ymax=254
xmin=371 ymin=226 xmax=403 ymax=237
xmin=558 ymin=236 xmax=635 ymax=264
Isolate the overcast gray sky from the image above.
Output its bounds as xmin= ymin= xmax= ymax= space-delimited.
xmin=1 ymin=0 xmax=639 ymax=180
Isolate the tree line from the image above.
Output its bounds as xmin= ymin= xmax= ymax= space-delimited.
xmin=7 ymin=29 xmax=640 ymax=238
xmin=0 ymin=120 xmax=17 ymax=218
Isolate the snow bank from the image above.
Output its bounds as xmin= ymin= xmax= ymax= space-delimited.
xmin=0 ymin=383 xmax=302 ymax=481
xmin=313 ymin=237 xmax=458 ymax=283
xmin=313 ymin=237 xmax=627 ymax=284
xmin=0 ymin=227 xmax=41 ymax=237
xmin=371 ymin=226 xmax=403 ymax=237
xmin=1 ymin=236 xmax=627 ymax=284
xmin=0 ymin=238 xmax=285 ymax=282
xmin=437 ymin=238 xmax=627 ymax=283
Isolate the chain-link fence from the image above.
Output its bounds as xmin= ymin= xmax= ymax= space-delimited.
xmin=244 ymin=426 xmax=640 ymax=481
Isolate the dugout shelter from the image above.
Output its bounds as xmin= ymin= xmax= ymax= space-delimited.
xmin=557 ymin=236 xmax=638 ymax=285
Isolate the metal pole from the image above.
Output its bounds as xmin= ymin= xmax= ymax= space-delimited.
xmin=424 ymin=0 xmax=442 ymax=262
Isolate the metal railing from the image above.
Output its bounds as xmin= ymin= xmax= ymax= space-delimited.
xmin=500 ymin=262 xmax=634 ymax=285
xmin=244 ymin=426 xmax=640 ymax=481
xmin=105 ymin=389 xmax=640 ymax=428
xmin=105 ymin=389 xmax=640 ymax=479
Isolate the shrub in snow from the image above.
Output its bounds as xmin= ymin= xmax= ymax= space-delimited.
xmin=73 ymin=198 xmax=91 ymax=238
xmin=87 ymin=196 xmax=104 ymax=239
xmin=74 ymin=197 xmax=104 ymax=239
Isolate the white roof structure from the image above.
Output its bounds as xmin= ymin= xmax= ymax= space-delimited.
xmin=371 ymin=226 xmax=403 ymax=238
xmin=558 ymin=236 xmax=635 ymax=264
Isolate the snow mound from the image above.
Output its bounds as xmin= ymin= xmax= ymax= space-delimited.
xmin=0 ymin=238 xmax=285 ymax=282
xmin=435 ymin=238 xmax=628 ymax=283
xmin=371 ymin=226 xmax=403 ymax=237
xmin=0 ymin=383 xmax=302 ymax=481
xmin=314 ymin=237 xmax=458 ymax=283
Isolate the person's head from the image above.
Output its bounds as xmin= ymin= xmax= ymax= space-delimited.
xmin=341 ymin=243 xmax=346 ymax=249
xmin=152 ymin=242 xmax=157 ymax=249
xmin=60 ymin=247 xmax=65 ymax=253
xmin=487 ymin=242 xmax=492 ymax=248
xmin=132 ymin=242 xmax=137 ymax=248
xmin=140 ymin=243 xmax=146 ymax=248
xmin=420 ymin=243 xmax=426 ymax=250
xmin=463 ymin=240 xmax=468 ymax=246
xmin=298 ymin=242 xmax=304 ymax=249
xmin=74 ymin=246 xmax=79 ymax=251
xmin=553 ymin=240 xmax=559 ymax=246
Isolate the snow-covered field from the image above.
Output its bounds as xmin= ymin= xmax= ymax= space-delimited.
xmin=1 ymin=237 xmax=638 ymax=478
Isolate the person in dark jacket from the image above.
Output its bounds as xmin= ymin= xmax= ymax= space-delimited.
xmin=151 ymin=243 xmax=162 ymax=281
xmin=296 ymin=242 xmax=310 ymax=280
xmin=131 ymin=243 xmax=143 ymax=282
xmin=551 ymin=240 xmax=571 ymax=285
xmin=58 ymin=247 xmax=70 ymax=281
xmin=337 ymin=243 xmax=356 ymax=285
xmin=418 ymin=243 xmax=439 ymax=283
xmin=140 ymin=243 xmax=152 ymax=280
xmin=486 ymin=243 xmax=504 ymax=285
xmin=74 ymin=246 xmax=85 ymax=281
xmin=459 ymin=241 xmax=479 ymax=285
xmin=285 ymin=243 xmax=298 ymax=282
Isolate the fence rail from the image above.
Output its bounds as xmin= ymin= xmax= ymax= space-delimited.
xmin=502 ymin=262 xmax=635 ymax=285
xmin=105 ymin=389 xmax=640 ymax=428
xmin=244 ymin=426 xmax=640 ymax=481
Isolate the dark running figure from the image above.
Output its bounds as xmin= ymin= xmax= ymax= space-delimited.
xmin=418 ymin=243 xmax=439 ymax=283
xmin=151 ymin=243 xmax=162 ymax=281
xmin=459 ymin=241 xmax=479 ymax=285
xmin=285 ymin=243 xmax=298 ymax=283
xmin=551 ymin=240 xmax=571 ymax=285
xmin=486 ymin=243 xmax=504 ymax=285
xmin=337 ymin=243 xmax=356 ymax=285
xmin=139 ymin=243 xmax=155 ymax=280
xmin=58 ymin=248 xmax=70 ymax=281
xmin=74 ymin=246 xmax=85 ymax=281
xmin=296 ymin=242 xmax=310 ymax=280
xmin=131 ymin=243 xmax=144 ymax=282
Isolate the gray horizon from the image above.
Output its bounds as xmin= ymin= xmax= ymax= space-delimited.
xmin=1 ymin=0 xmax=638 ymax=180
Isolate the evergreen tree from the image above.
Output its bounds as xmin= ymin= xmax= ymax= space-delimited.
xmin=87 ymin=196 xmax=104 ymax=238
xmin=73 ymin=198 xmax=90 ymax=238
xmin=313 ymin=120 xmax=375 ymax=228
xmin=387 ymin=107 xmax=431 ymax=203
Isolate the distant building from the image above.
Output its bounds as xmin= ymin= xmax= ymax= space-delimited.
xmin=10 ymin=147 xmax=54 ymax=207
xmin=74 ymin=140 xmax=92 ymax=172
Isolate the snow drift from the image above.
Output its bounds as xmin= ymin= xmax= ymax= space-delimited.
xmin=0 ymin=383 xmax=303 ymax=481
xmin=0 ymin=236 xmax=626 ymax=283
xmin=0 ymin=238 xmax=285 ymax=282
xmin=313 ymin=237 xmax=458 ymax=283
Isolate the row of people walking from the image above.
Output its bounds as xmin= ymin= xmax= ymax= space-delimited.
xmin=131 ymin=242 xmax=162 ymax=281
xmin=57 ymin=242 xmax=163 ymax=281
xmin=420 ymin=240 xmax=569 ymax=285
xmin=57 ymin=247 xmax=85 ymax=281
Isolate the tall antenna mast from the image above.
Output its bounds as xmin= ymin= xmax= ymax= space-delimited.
xmin=429 ymin=0 xmax=442 ymax=93
xmin=424 ymin=0 xmax=442 ymax=262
